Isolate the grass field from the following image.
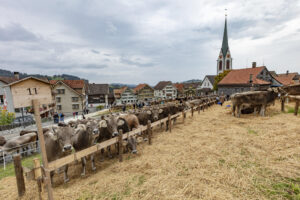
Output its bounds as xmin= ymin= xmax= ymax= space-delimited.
xmin=0 ymin=101 xmax=299 ymax=200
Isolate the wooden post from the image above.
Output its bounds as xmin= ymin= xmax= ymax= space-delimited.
xmin=32 ymin=99 xmax=54 ymax=200
xmin=33 ymin=158 xmax=42 ymax=179
xmin=13 ymin=154 xmax=25 ymax=197
xmin=37 ymin=177 xmax=43 ymax=200
xmin=198 ymin=106 xmax=200 ymax=114
xmin=147 ymin=120 xmax=152 ymax=145
xmin=281 ymin=97 xmax=285 ymax=112
xmin=168 ymin=114 xmax=172 ymax=133
xmin=182 ymin=111 xmax=185 ymax=123
xmin=294 ymin=101 xmax=299 ymax=116
xmin=191 ymin=106 xmax=194 ymax=117
xmin=118 ymin=130 xmax=123 ymax=162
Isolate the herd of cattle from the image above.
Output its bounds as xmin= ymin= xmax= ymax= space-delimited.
xmin=0 ymin=96 xmax=217 ymax=183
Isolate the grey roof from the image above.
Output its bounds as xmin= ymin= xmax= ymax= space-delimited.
xmin=154 ymin=81 xmax=172 ymax=90
xmin=206 ymin=75 xmax=216 ymax=85
xmin=88 ymin=83 xmax=109 ymax=95
xmin=221 ymin=17 xmax=229 ymax=57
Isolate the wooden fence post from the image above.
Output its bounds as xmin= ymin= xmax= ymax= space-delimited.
xmin=198 ymin=106 xmax=200 ymax=114
xmin=33 ymin=158 xmax=42 ymax=179
xmin=281 ymin=97 xmax=285 ymax=112
xmin=147 ymin=120 xmax=152 ymax=145
xmin=32 ymin=100 xmax=54 ymax=200
xmin=182 ymin=111 xmax=185 ymax=123
xmin=118 ymin=130 xmax=123 ymax=162
xmin=191 ymin=107 xmax=194 ymax=117
xmin=168 ymin=114 xmax=172 ymax=133
xmin=13 ymin=154 xmax=25 ymax=197
xmin=294 ymin=101 xmax=299 ymax=116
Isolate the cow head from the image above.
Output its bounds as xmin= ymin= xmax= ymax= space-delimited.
xmin=51 ymin=126 xmax=75 ymax=152
xmin=151 ymin=108 xmax=163 ymax=121
xmin=127 ymin=136 xmax=137 ymax=154
xmin=99 ymin=116 xmax=126 ymax=137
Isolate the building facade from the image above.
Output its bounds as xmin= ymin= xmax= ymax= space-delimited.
xmin=51 ymin=80 xmax=86 ymax=116
xmin=217 ymin=15 xmax=232 ymax=75
xmin=154 ymin=81 xmax=177 ymax=100
xmin=198 ymin=75 xmax=216 ymax=96
xmin=133 ymin=84 xmax=154 ymax=102
xmin=0 ymin=76 xmax=18 ymax=113
xmin=120 ymin=88 xmax=137 ymax=104
xmin=87 ymin=83 xmax=109 ymax=111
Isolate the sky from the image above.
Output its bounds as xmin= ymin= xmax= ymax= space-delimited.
xmin=0 ymin=0 xmax=300 ymax=85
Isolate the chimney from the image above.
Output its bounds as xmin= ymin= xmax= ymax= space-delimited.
xmin=252 ymin=62 xmax=256 ymax=68
xmin=249 ymin=74 xmax=253 ymax=83
xmin=286 ymin=70 xmax=289 ymax=75
xmin=14 ymin=72 xmax=20 ymax=80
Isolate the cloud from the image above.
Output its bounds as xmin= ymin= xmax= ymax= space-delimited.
xmin=0 ymin=0 xmax=299 ymax=84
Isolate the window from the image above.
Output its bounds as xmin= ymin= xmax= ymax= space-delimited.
xmin=226 ymin=60 xmax=230 ymax=70
xmin=56 ymin=97 xmax=61 ymax=103
xmin=56 ymin=89 xmax=65 ymax=94
xmin=219 ymin=61 xmax=222 ymax=71
xmin=72 ymin=104 xmax=79 ymax=110
xmin=72 ymin=97 xmax=79 ymax=102
xmin=57 ymin=105 xmax=62 ymax=110
xmin=27 ymin=88 xmax=32 ymax=95
xmin=0 ymin=95 xmax=3 ymax=104
xmin=33 ymin=88 xmax=37 ymax=94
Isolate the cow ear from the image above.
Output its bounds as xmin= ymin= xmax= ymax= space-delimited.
xmin=117 ymin=119 xmax=125 ymax=126
xmin=146 ymin=110 xmax=151 ymax=115
xmin=159 ymin=109 xmax=163 ymax=113
xmin=99 ymin=120 xmax=107 ymax=128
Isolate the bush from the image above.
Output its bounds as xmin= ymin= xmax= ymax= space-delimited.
xmin=0 ymin=109 xmax=15 ymax=125
xmin=96 ymin=105 xmax=104 ymax=110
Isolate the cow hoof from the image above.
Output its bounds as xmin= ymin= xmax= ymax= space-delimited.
xmin=81 ymin=173 xmax=85 ymax=177
xmin=64 ymin=178 xmax=70 ymax=183
xmin=143 ymin=138 xmax=148 ymax=141
xmin=92 ymin=167 xmax=96 ymax=171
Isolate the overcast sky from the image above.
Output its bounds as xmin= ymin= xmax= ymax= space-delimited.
xmin=0 ymin=0 xmax=300 ymax=84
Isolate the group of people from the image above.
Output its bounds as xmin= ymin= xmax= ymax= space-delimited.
xmin=53 ymin=113 xmax=65 ymax=123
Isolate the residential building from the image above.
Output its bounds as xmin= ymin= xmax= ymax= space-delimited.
xmin=272 ymin=71 xmax=299 ymax=86
xmin=50 ymin=80 xmax=86 ymax=116
xmin=120 ymin=87 xmax=137 ymax=104
xmin=87 ymin=83 xmax=109 ymax=111
xmin=0 ymin=74 xmax=18 ymax=113
xmin=154 ymin=81 xmax=177 ymax=100
xmin=174 ymin=83 xmax=185 ymax=99
xmin=218 ymin=63 xmax=282 ymax=96
xmin=133 ymin=84 xmax=154 ymax=102
xmin=6 ymin=75 xmax=55 ymax=117
xmin=113 ymin=87 xmax=127 ymax=105
xmin=183 ymin=82 xmax=201 ymax=98
xmin=198 ymin=75 xmax=216 ymax=96
xmin=217 ymin=15 xmax=232 ymax=75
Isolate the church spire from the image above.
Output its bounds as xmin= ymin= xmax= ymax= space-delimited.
xmin=221 ymin=14 xmax=229 ymax=57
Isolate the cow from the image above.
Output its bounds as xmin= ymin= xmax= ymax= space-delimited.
xmin=231 ymin=89 xmax=278 ymax=117
xmin=71 ymin=121 xmax=99 ymax=176
xmin=0 ymin=132 xmax=37 ymax=156
xmin=0 ymin=136 xmax=6 ymax=146
xmin=44 ymin=126 xmax=75 ymax=183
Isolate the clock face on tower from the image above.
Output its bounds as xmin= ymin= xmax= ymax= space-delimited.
xmin=227 ymin=54 xmax=230 ymax=58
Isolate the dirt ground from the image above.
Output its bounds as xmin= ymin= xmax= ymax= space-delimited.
xmin=1 ymin=101 xmax=299 ymax=200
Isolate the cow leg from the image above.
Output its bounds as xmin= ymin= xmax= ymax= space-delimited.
xmin=100 ymin=149 xmax=105 ymax=162
xmin=107 ymin=146 xmax=112 ymax=158
xmin=91 ymin=154 xmax=96 ymax=171
xmin=232 ymin=104 xmax=236 ymax=116
xmin=261 ymin=105 xmax=266 ymax=117
xmin=63 ymin=164 xmax=69 ymax=183
xmin=81 ymin=157 xmax=86 ymax=176
xmin=237 ymin=104 xmax=241 ymax=118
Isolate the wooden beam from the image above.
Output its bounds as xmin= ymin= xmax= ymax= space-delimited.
xmin=13 ymin=154 xmax=25 ymax=197
xmin=295 ymin=101 xmax=299 ymax=116
xmin=118 ymin=130 xmax=123 ymax=162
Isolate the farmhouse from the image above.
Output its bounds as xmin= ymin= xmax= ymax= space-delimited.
xmin=198 ymin=75 xmax=216 ymax=96
xmin=174 ymin=83 xmax=185 ymax=99
xmin=133 ymin=84 xmax=154 ymax=102
xmin=50 ymin=80 xmax=87 ymax=116
xmin=218 ymin=63 xmax=281 ymax=96
xmin=6 ymin=75 xmax=55 ymax=117
xmin=87 ymin=83 xmax=109 ymax=111
xmin=154 ymin=81 xmax=177 ymax=100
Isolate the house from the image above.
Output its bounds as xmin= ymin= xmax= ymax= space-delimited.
xmin=133 ymin=84 xmax=154 ymax=102
xmin=218 ymin=62 xmax=281 ymax=96
xmin=272 ymin=71 xmax=299 ymax=86
xmin=154 ymin=81 xmax=177 ymax=100
xmin=120 ymin=87 xmax=137 ymax=104
xmin=113 ymin=86 xmax=127 ymax=105
xmin=0 ymin=73 xmax=18 ymax=113
xmin=174 ymin=83 xmax=185 ymax=99
xmin=198 ymin=75 xmax=216 ymax=96
xmin=183 ymin=82 xmax=201 ymax=98
xmin=6 ymin=75 xmax=55 ymax=117
xmin=50 ymin=80 xmax=87 ymax=116
xmin=87 ymin=83 xmax=109 ymax=111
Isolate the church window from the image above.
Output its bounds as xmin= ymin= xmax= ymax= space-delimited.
xmin=226 ymin=60 xmax=230 ymax=70
xmin=219 ymin=61 xmax=222 ymax=71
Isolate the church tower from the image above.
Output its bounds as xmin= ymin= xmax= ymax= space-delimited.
xmin=217 ymin=14 xmax=232 ymax=74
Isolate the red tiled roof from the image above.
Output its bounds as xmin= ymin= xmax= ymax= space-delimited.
xmin=133 ymin=84 xmax=147 ymax=93
xmin=218 ymin=66 xmax=270 ymax=85
xmin=50 ymin=80 xmax=85 ymax=89
xmin=154 ymin=81 xmax=172 ymax=90
xmin=174 ymin=83 xmax=184 ymax=92
xmin=275 ymin=73 xmax=298 ymax=86
xmin=0 ymin=76 xmax=19 ymax=84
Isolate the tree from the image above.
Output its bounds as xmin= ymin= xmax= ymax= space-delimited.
xmin=213 ymin=70 xmax=231 ymax=91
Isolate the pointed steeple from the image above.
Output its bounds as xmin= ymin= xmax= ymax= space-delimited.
xmin=221 ymin=15 xmax=229 ymax=57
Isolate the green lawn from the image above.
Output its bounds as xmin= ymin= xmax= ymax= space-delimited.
xmin=0 ymin=153 xmax=41 ymax=180
xmin=286 ymin=106 xmax=300 ymax=114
